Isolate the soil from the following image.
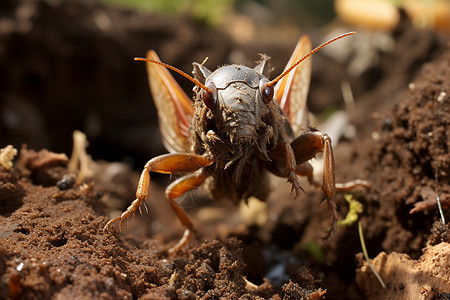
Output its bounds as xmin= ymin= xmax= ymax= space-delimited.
xmin=1 ymin=0 xmax=449 ymax=299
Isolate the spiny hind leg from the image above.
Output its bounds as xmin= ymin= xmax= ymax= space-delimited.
xmin=289 ymin=131 xmax=337 ymax=239
xmin=103 ymin=153 xmax=212 ymax=232
xmin=292 ymin=131 xmax=370 ymax=239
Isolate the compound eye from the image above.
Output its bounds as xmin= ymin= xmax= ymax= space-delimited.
xmin=202 ymin=82 xmax=217 ymax=110
xmin=259 ymin=78 xmax=273 ymax=104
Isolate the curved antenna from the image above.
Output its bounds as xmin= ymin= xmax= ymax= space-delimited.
xmin=267 ymin=32 xmax=356 ymax=87
xmin=134 ymin=57 xmax=213 ymax=94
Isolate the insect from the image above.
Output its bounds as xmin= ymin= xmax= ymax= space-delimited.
xmin=104 ymin=32 xmax=369 ymax=253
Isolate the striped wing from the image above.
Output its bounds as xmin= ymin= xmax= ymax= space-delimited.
xmin=274 ymin=35 xmax=312 ymax=137
xmin=145 ymin=50 xmax=194 ymax=153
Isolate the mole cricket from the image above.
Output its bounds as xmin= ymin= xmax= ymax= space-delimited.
xmin=104 ymin=32 xmax=369 ymax=253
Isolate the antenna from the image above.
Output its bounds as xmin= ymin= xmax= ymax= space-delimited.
xmin=134 ymin=57 xmax=213 ymax=94
xmin=267 ymin=32 xmax=356 ymax=87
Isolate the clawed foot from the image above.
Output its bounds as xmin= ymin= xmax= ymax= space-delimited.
xmin=287 ymin=171 xmax=304 ymax=198
xmin=103 ymin=197 xmax=147 ymax=233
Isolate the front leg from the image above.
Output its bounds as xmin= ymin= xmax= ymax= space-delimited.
xmin=267 ymin=140 xmax=304 ymax=198
xmin=103 ymin=153 xmax=213 ymax=232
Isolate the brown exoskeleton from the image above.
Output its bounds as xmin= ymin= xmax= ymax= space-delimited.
xmin=104 ymin=32 xmax=369 ymax=253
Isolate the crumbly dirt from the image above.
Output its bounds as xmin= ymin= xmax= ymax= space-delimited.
xmin=0 ymin=151 xmax=325 ymax=299
xmin=356 ymin=242 xmax=450 ymax=300
xmin=358 ymin=45 xmax=450 ymax=258
xmin=1 ymin=0 xmax=450 ymax=299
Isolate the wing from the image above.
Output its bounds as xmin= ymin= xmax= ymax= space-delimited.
xmin=274 ymin=35 xmax=312 ymax=137
xmin=145 ymin=50 xmax=194 ymax=153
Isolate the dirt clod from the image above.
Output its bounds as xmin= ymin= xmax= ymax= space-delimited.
xmin=356 ymin=242 xmax=450 ymax=300
xmin=429 ymin=221 xmax=450 ymax=246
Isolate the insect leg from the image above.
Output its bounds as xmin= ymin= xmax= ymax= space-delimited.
xmin=294 ymin=161 xmax=319 ymax=187
xmin=268 ymin=140 xmax=304 ymax=197
xmin=291 ymin=131 xmax=370 ymax=240
xmin=290 ymin=131 xmax=337 ymax=239
xmin=290 ymin=131 xmax=335 ymax=194
xmin=165 ymin=170 xmax=209 ymax=254
xmin=335 ymin=180 xmax=371 ymax=191
xmin=103 ymin=153 xmax=212 ymax=233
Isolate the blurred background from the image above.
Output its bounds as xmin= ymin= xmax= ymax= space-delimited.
xmin=1 ymin=0 xmax=449 ymax=167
